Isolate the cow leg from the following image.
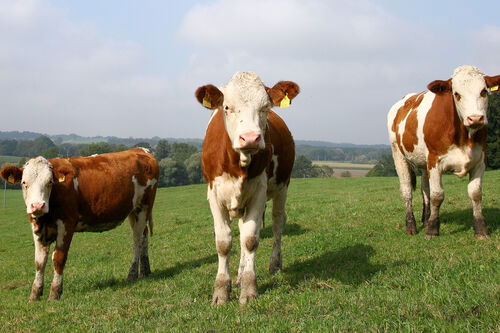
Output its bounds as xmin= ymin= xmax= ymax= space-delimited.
xmin=29 ymin=233 xmax=50 ymax=301
xmin=238 ymin=185 xmax=266 ymax=305
xmin=127 ymin=209 xmax=149 ymax=281
xmin=468 ymin=163 xmax=489 ymax=238
xmin=208 ymin=189 xmax=232 ymax=305
xmin=421 ymin=170 xmax=431 ymax=226
xmin=391 ymin=145 xmax=417 ymax=234
xmin=426 ymin=168 xmax=444 ymax=238
xmin=48 ymin=220 xmax=74 ymax=301
xmin=269 ymin=187 xmax=287 ymax=275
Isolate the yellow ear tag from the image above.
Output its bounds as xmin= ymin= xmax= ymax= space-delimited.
xmin=58 ymin=175 xmax=65 ymax=182
xmin=491 ymin=85 xmax=499 ymax=92
xmin=8 ymin=175 xmax=14 ymax=184
xmin=202 ymin=97 xmax=211 ymax=108
xmin=280 ymin=94 xmax=290 ymax=108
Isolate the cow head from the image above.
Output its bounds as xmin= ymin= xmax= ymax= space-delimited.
xmin=196 ymin=72 xmax=299 ymax=166
xmin=428 ymin=65 xmax=500 ymax=135
xmin=0 ymin=157 xmax=54 ymax=218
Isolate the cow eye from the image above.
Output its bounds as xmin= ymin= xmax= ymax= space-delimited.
xmin=454 ymin=92 xmax=461 ymax=101
xmin=480 ymin=89 xmax=487 ymax=97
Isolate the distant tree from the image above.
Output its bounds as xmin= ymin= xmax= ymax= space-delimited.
xmin=134 ymin=142 xmax=152 ymax=150
xmin=292 ymin=155 xmax=314 ymax=178
xmin=17 ymin=157 xmax=26 ymax=167
xmin=155 ymin=140 xmax=171 ymax=160
xmin=0 ymin=139 xmax=17 ymax=156
xmin=311 ymin=165 xmax=335 ymax=178
xmin=79 ymin=142 xmax=114 ymax=156
xmin=31 ymin=136 xmax=56 ymax=156
xmin=366 ymin=154 xmax=397 ymax=177
xmin=113 ymin=144 xmax=130 ymax=152
xmin=486 ymin=93 xmax=500 ymax=169
xmin=41 ymin=147 xmax=60 ymax=159
xmin=185 ymin=151 xmax=204 ymax=184
xmin=158 ymin=158 xmax=189 ymax=187
xmin=170 ymin=142 xmax=198 ymax=163
xmin=340 ymin=170 xmax=352 ymax=177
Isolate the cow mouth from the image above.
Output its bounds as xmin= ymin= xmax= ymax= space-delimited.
xmin=238 ymin=147 xmax=260 ymax=155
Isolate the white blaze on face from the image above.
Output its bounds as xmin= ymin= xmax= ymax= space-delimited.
xmin=220 ymin=72 xmax=272 ymax=155
xmin=451 ymin=65 xmax=489 ymax=131
xmin=21 ymin=157 xmax=53 ymax=217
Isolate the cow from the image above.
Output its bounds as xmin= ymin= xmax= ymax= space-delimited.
xmin=387 ymin=65 xmax=500 ymax=238
xmin=195 ymin=72 xmax=299 ymax=305
xmin=0 ymin=148 xmax=159 ymax=301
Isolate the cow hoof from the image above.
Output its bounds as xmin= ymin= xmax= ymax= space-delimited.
xmin=405 ymin=228 xmax=417 ymax=235
xmin=269 ymin=261 xmax=282 ymax=275
xmin=475 ymin=233 xmax=490 ymax=240
xmin=424 ymin=233 xmax=438 ymax=240
xmin=28 ymin=294 xmax=41 ymax=302
xmin=212 ymin=274 xmax=231 ymax=306
xmin=239 ymin=271 xmax=257 ymax=305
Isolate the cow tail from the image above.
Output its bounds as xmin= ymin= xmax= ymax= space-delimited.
xmin=410 ymin=168 xmax=416 ymax=192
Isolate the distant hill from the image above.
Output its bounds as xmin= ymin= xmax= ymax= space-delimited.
xmin=0 ymin=131 xmax=386 ymax=150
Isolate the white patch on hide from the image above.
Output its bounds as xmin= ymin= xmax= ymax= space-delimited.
xmin=132 ymin=176 xmax=157 ymax=209
xmin=140 ymin=147 xmax=151 ymax=154
xmin=56 ymin=219 xmax=66 ymax=248
xmin=73 ymin=177 xmax=79 ymax=191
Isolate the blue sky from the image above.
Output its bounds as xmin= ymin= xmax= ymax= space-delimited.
xmin=1 ymin=0 xmax=499 ymax=144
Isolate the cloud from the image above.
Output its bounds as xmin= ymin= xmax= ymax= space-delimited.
xmin=0 ymin=0 xmax=178 ymax=138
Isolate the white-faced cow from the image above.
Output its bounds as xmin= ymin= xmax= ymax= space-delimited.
xmin=388 ymin=65 xmax=500 ymax=238
xmin=195 ymin=72 xmax=299 ymax=305
xmin=0 ymin=148 xmax=159 ymax=301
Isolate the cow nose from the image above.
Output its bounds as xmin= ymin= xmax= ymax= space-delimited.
xmin=466 ymin=115 xmax=485 ymax=126
xmin=239 ymin=133 xmax=261 ymax=148
xmin=30 ymin=202 xmax=46 ymax=213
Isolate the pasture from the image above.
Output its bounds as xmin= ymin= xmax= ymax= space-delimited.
xmin=0 ymin=172 xmax=499 ymax=331
xmin=312 ymin=161 xmax=375 ymax=178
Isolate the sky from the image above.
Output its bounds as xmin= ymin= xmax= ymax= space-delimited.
xmin=1 ymin=0 xmax=499 ymax=144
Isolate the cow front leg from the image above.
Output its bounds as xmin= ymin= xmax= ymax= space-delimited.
xmin=269 ymin=187 xmax=287 ymax=274
xmin=238 ymin=187 xmax=266 ymax=305
xmin=421 ymin=170 xmax=431 ymax=226
xmin=48 ymin=220 xmax=74 ymax=301
xmin=426 ymin=168 xmax=444 ymax=238
xmin=29 ymin=233 xmax=50 ymax=301
xmin=208 ymin=189 xmax=232 ymax=305
xmin=468 ymin=163 xmax=489 ymax=238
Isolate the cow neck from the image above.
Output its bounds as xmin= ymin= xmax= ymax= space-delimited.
xmin=424 ymin=92 xmax=487 ymax=169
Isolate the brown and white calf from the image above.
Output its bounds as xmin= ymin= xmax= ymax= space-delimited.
xmin=195 ymin=72 xmax=299 ymax=304
xmin=0 ymin=148 xmax=159 ymax=300
xmin=388 ymin=65 xmax=500 ymax=238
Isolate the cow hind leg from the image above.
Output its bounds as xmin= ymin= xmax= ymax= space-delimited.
xmin=392 ymin=146 xmax=417 ymax=235
xmin=127 ymin=209 xmax=149 ymax=281
xmin=421 ymin=170 xmax=431 ymax=226
xmin=269 ymin=187 xmax=287 ymax=275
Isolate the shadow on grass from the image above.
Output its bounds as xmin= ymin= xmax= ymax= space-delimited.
xmin=260 ymin=222 xmax=308 ymax=239
xmin=439 ymin=207 xmax=500 ymax=235
xmin=93 ymin=253 xmax=218 ymax=290
xmin=261 ymin=243 xmax=388 ymax=293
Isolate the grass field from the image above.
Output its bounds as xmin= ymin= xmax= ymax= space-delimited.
xmin=0 ymin=156 xmax=23 ymax=165
xmin=0 ymin=172 xmax=499 ymax=331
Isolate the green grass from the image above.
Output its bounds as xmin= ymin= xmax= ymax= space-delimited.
xmin=0 ymin=172 xmax=499 ymax=331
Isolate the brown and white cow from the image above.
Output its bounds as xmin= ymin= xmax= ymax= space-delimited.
xmin=195 ymin=72 xmax=299 ymax=305
xmin=0 ymin=148 xmax=159 ymax=301
xmin=388 ymin=65 xmax=500 ymax=238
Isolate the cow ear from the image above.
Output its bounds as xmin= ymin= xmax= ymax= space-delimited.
xmin=195 ymin=85 xmax=224 ymax=110
xmin=484 ymin=75 xmax=500 ymax=90
xmin=0 ymin=166 xmax=23 ymax=184
xmin=427 ymin=79 xmax=452 ymax=94
xmin=266 ymin=81 xmax=300 ymax=108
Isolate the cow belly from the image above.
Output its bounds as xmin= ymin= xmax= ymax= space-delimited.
xmin=75 ymin=219 xmax=126 ymax=232
xmin=439 ymin=145 xmax=482 ymax=177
